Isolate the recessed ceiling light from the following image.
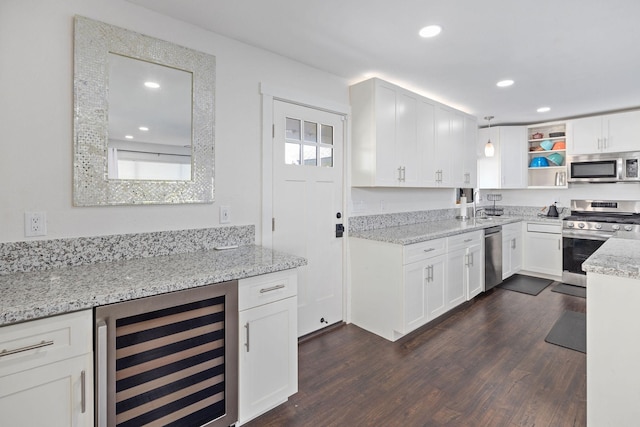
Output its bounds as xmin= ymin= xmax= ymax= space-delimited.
xmin=496 ymin=80 xmax=514 ymax=87
xmin=144 ymin=81 xmax=160 ymax=89
xmin=419 ymin=25 xmax=442 ymax=38
xmin=125 ymin=135 xmax=134 ymax=139
xmin=537 ymin=107 xmax=551 ymax=113
xmin=139 ymin=126 xmax=149 ymax=131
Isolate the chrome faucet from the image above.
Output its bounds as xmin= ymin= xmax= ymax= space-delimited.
xmin=475 ymin=207 xmax=487 ymax=218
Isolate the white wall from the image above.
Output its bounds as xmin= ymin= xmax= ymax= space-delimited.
xmin=350 ymin=187 xmax=457 ymax=215
xmin=0 ymin=0 xmax=349 ymax=243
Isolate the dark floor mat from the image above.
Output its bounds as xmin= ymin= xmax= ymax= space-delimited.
xmin=497 ymin=274 xmax=552 ymax=296
xmin=552 ymin=283 xmax=586 ymax=298
xmin=545 ymin=311 xmax=586 ymax=353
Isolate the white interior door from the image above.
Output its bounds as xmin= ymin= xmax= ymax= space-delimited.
xmin=272 ymin=100 xmax=344 ymax=337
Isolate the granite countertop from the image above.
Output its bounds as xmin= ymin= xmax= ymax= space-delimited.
xmin=582 ymin=233 xmax=640 ymax=279
xmin=0 ymin=245 xmax=306 ymax=326
xmin=349 ymin=216 xmax=562 ymax=245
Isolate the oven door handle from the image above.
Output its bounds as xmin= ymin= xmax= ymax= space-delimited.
xmin=562 ymin=229 xmax=614 ymax=241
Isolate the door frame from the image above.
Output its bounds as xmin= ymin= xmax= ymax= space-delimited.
xmin=259 ymin=82 xmax=351 ymax=324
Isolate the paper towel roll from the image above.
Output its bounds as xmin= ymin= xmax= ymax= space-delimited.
xmin=459 ymin=196 xmax=467 ymax=217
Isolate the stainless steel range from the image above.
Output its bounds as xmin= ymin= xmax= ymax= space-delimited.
xmin=562 ymin=200 xmax=640 ymax=286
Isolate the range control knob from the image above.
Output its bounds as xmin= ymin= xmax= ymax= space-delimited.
xmin=578 ymin=223 xmax=585 ymax=228
xmin=612 ymin=224 xmax=621 ymax=231
xmin=594 ymin=224 xmax=602 ymax=230
xmin=567 ymin=222 xmax=574 ymax=228
xmin=624 ymin=225 xmax=633 ymax=231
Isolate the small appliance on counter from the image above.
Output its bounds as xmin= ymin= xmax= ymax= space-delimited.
xmin=547 ymin=202 xmax=559 ymax=217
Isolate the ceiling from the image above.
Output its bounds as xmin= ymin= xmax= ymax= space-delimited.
xmin=128 ymin=0 xmax=640 ymax=125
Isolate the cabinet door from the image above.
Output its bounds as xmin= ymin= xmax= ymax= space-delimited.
xmin=238 ymin=297 xmax=298 ymax=425
xmin=502 ymin=232 xmax=514 ymax=279
xmin=374 ymin=83 xmax=400 ymax=185
xmin=604 ymin=110 xmax=640 ymax=153
xmin=402 ymin=260 xmax=429 ymax=332
xmin=426 ymin=254 xmax=447 ymax=320
xmin=396 ymin=90 xmax=419 ymax=185
xmin=463 ymin=116 xmax=478 ymax=187
xmin=417 ymin=99 xmax=438 ymax=186
xmin=523 ymin=231 xmax=562 ymax=276
xmin=467 ymin=244 xmax=484 ymax=299
xmin=0 ymin=354 xmax=93 ymax=427
xmin=435 ymin=106 xmax=455 ymax=187
xmin=446 ymin=248 xmax=467 ymax=310
xmin=500 ymin=126 xmax=527 ymax=188
xmin=570 ymin=116 xmax=603 ymax=154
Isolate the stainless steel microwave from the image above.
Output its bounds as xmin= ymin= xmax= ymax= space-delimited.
xmin=568 ymin=152 xmax=640 ymax=183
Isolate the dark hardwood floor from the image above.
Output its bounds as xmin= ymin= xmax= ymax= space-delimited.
xmin=244 ymin=283 xmax=586 ymax=427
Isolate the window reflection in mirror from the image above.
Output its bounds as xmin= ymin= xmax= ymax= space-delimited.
xmin=107 ymin=53 xmax=193 ymax=181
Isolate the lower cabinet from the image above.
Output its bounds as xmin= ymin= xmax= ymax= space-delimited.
xmin=351 ymin=230 xmax=484 ymax=342
xmin=523 ymin=222 xmax=562 ymax=277
xmin=502 ymin=222 xmax=523 ymax=279
xmin=0 ymin=310 xmax=93 ymax=427
xmin=237 ymin=270 xmax=298 ymax=426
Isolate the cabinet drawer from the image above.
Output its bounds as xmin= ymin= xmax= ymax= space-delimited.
xmin=527 ymin=222 xmax=561 ymax=234
xmin=0 ymin=310 xmax=92 ymax=378
xmin=403 ymin=238 xmax=446 ymax=264
xmin=447 ymin=230 xmax=483 ymax=252
xmin=239 ymin=269 xmax=298 ymax=311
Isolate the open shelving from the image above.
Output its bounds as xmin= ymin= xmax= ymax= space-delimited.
xmin=527 ymin=123 xmax=568 ymax=188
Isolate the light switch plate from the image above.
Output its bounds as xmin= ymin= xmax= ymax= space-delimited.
xmin=220 ymin=206 xmax=231 ymax=224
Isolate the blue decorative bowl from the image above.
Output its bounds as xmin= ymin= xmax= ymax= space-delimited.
xmin=547 ymin=152 xmax=564 ymax=166
xmin=540 ymin=140 xmax=554 ymax=151
xmin=530 ymin=157 xmax=549 ymax=168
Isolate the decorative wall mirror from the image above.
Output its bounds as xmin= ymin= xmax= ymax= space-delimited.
xmin=73 ymin=16 xmax=215 ymax=205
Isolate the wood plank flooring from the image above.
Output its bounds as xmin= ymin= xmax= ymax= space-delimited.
xmin=244 ymin=283 xmax=586 ymax=427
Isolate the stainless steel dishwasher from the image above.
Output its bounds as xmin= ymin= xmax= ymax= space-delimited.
xmin=484 ymin=226 xmax=503 ymax=290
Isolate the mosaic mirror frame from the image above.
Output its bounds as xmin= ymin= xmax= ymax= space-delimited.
xmin=73 ymin=16 xmax=215 ymax=206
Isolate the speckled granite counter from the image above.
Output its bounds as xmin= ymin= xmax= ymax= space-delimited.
xmin=582 ymin=233 xmax=640 ymax=279
xmin=349 ymin=216 xmax=562 ymax=245
xmin=0 ymin=245 xmax=306 ymax=326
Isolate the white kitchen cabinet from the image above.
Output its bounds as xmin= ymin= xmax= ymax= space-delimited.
xmin=447 ymin=231 xmax=484 ymax=304
xmin=522 ymin=222 xmax=562 ymax=277
xmin=350 ymin=78 xmax=419 ymax=186
xmin=238 ymin=270 xmax=298 ymax=426
xmin=351 ymin=237 xmax=448 ymax=341
xmin=502 ymin=222 xmax=523 ymax=279
xmin=569 ymin=110 xmax=640 ymax=154
xmin=0 ymin=310 xmax=93 ymax=427
xmin=350 ymin=77 xmax=478 ymax=189
xmin=477 ymin=126 xmax=527 ymax=189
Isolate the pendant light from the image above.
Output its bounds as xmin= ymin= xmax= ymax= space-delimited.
xmin=484 ymin=116 xmax=495 ymax=157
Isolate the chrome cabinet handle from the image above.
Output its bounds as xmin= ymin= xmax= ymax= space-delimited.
xmin=423 ymin=248 xmax=435 ymax=253
xmin=0 ymin=339 xmax=53 ymax=358
xmin=464 ymin=238 xmax=473 ymax=243
xmin=512 ymin=238 xmax=516 ymax=249
xmin=260 ymin=284 xmax=285 ymax=293
xmin=81 ymin=370 xmax=86 ymax=414
xmin=244 ymin=322 xmax=250 ymax=352
xmin=402 ymin=167 xmax=406 ymax=182
xmin=398 ymin=166 xmax=402 ymax=181
xmin=429 ymin=265 xmax=434 ymax=281
xmin=97 ymin=321 xmax=107 ymax=427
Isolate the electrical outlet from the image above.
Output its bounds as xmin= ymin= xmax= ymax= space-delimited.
xmin=220 ymin=206 xmax=231 ymax=224
xmin=25 ymin=211 xmax=47 ymax=237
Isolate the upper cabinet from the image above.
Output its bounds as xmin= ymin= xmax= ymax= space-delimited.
xmin=350 ymin=78 xmax=477 ymax=188
xmin=477 ymin=126 xmax=527 ymax=189
xmin=568 ymin=110 xmax=640 ymax=155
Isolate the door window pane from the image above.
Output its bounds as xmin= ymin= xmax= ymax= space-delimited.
xmin=286 ymin=118 xmax=301 ymax=141
xmin=303 ymin=145 xmax=317 ymax=166
xmin=285 ymin=142 xmax=301 ymax=165
xmin=320 ymin=147 xmax=333 ymax=167
xmin=304 ymin=121 xmax=317 ymax=143
xmin=321 ymin=124 xmax=333 ymax=145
